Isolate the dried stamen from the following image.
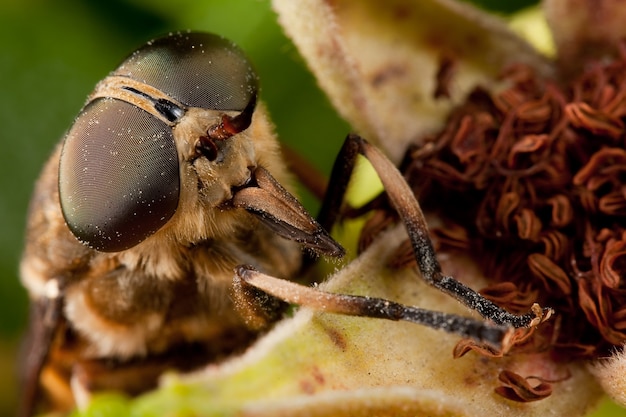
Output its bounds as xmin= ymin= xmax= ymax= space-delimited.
xmin=395 ymin=46 xmax=626 ymax=361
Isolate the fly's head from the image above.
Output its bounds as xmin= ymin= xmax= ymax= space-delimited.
xmin=19 ymin=31 xmax=344 ymax=417
xmin=57 ymin=32 xmax=293 ymax=254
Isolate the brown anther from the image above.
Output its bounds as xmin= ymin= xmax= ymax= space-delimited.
xmin=527 ymin=254 xmax=572 ymax=295
xmin=358 ymin=209 xmax=396 ymax=254
xmin=514 ymin=209 xmax=542 ymax=241
xmin=515 ymin=98 xmax=552 ymax=128
xmin=495 ymin=370 xmax=555 ymax=402
xmin=506 ymin=134 xmax=549 ymax=168
xmin=393 ymin=48 xmax=626 ymax=361
xmin=539 ymin=230 xmax=568 ymax=260
xmin=565 ymin=102 xmax=624 ymax=139
xmin=546 ymin=195 xmax=573 ymax=227
xmin=480 ymin=282 xmax=538 ymax=313
xmin=452 ymin=338 xmax=505 ymax=359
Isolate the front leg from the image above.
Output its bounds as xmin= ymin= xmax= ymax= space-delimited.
xmin=235 ymin=134 xmax=552 ymax=350
xmin=319 ymin=134 xmax=552 ymax=328
xmin=231 ymin=271 xmax=288 ymax=331
xmin=234 ymin=265 xmax=511 ymax=347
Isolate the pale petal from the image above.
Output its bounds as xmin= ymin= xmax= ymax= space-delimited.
xmin=130 ymin=226 xmax=603 ymax=417
xmin=544 ymin=0 xmax=626 ymax=77
xmin=272 ymin=0 xmax=554 ymax=162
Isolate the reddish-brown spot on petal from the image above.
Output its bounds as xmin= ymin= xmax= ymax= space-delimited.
xmin=434 ymin=55 xmax=457 ymax=99
xmin=370 ymin=64 xmax=407 ymax=88
xmin=322 ymin=324 xmax=348 ymax=352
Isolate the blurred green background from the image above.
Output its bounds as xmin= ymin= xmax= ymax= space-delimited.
xmin=0 ymin=0 xmax=621 ymax=415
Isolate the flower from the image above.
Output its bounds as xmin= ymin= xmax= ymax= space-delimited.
xmin=269 ymin=0 xmax=626 ymax=413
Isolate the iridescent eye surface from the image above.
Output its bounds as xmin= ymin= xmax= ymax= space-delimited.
xmin=59 ymin=98 xmax=179 ymax=252
xmin=58 ymin=32 xmax=259 ymax=252
xmin=114 ymin=32 xmax=258 ymax=111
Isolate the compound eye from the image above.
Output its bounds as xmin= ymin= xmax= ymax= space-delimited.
xmin=59 ymin=98 xmax=180 ymax=252
xmin=114 ymin=32 xmax=258 ymax=112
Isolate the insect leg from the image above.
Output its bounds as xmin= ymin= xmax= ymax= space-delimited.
xmin=322 ymin=134 xmax=551 ymax=328
xmin=235 ymin=265 xmax=510 ymax=347
xmin=231 ymin=269 xmax=289 ymax=330
xmin=235 ymin=133 xmax=551 ymax=347
xmin=18 ymin=280 xmax=64 ymax=417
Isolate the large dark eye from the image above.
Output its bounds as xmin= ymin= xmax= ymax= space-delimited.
xmin=114 ymin=32 xmax=258 ymax=111
xmin=59 ymin=98 xmax=179 ymax=252
xmin=58 ymin=32 xmax=258 ymax=252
